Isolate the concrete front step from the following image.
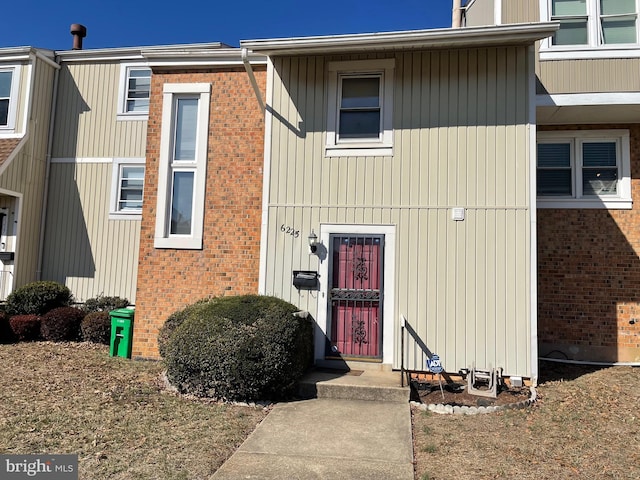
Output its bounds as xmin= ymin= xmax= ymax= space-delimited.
xmin=298 ymin=367 xmax=410 ymax=403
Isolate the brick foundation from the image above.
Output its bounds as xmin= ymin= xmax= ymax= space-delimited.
xmin=132 ymin=67 xmax=266 ymax=359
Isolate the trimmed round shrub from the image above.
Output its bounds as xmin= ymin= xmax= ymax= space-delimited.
xmin=40 ymin=306 xmax=85 ymax=342
xmin=6 ymin=281 xmax=73 ymax=316
xmin=83 ymin=295 xmax=129 ymax=313
xmin=157 ymin=298 xmax=213 ymax=358
xmin=0 ymin=311 xmax=16 ymax=343
xmin=164 ymin=295 xmax=313 ymax=402
xmin=81 ymin=311 xmax=111 ymax=344
xmin=9 ymin=315 xmax=41 ymax=341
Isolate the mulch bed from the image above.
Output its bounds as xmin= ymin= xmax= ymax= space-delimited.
xmin=411 ymin=378 xmax=531 ymax=407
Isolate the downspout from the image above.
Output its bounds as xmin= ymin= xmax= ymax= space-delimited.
xmin=241 ymin=48 xmax=265 ymax=112
xmin=35 ymin=54 xmax=61 ymax=280
xmin=528 ymin=44 xmax=539 ymax=386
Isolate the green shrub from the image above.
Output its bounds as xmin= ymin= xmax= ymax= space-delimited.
xmin=83 ymin=294 xmax=129 ymax=313
xmin=40 ymin=307 xmax=85 ymax=342
xmin=0 ymin=311 xmax=16 ymax=343
xmin=6 ymin=281 xmax=73 ymax=316
xmin=164 ymin=295 xmax=313 ymax=402
xmin=157 ymin=298 xmax=213 ymax=358
xmin=81 ymin=311 xmax=111 ymax=344
xmin=9 ymin=315 xmax=41 ymax=341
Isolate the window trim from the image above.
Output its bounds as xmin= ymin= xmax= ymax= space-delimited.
xmin=0 ymin=65 xmax=21 ymax=132
xmin=326 ymin=59 xmax=394 ymax=157
xmin=154 ymin=83 xmax=210 ymax=249
xmin=540 ymin=0 xmax=640 ymax=59
xmin=116 ymin=63 xmax=151 ymax=121
xmin=537 ymin=130 xmax=631 ymax=209
xmin=109 ymin=158 xmax=145 ymax=220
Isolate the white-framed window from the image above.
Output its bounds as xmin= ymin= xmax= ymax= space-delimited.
xmin=117 ymin=64 xmax=151 ymax=120
xmin=537 ymin=130 xmax=631 ymax=209
xmin=0 ymin=66 xmax=20 ymax=132
xmin=541 ymin=0 xmax=639 ymax=58
xmin=109 ymin=158 xmax=145 ymax=219
xmin=326 ymin=59 xmax=394 ymax=157
xmin=154 ymin=83 xmax=210 ymax=249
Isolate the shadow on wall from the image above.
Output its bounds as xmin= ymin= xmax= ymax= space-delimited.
xmin=40 ymin=67 xmax=95 ymax=284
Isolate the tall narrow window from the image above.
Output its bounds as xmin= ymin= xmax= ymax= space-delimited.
xmin=125 ymin=68 xmax=151 ymax=113
xmin=155 ymin=83 xmax=210 ymax=249
xmin=0 ymin=70 xmax=13 ymax=127
xmin=110 ymin=158 xmax=145 ymax=219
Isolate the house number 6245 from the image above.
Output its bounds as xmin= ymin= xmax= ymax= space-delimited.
xmin=280 ymin=224 xmax=300 ymax=238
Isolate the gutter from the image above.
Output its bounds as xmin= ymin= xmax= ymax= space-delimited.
xmin=36 ymin=54 xmax=61 ymax=280
xmin=241 ymin=48 xmax=265 ymax=112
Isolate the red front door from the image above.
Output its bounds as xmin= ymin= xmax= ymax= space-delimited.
xmin=327 ymin=235 xmax=383 ymax=359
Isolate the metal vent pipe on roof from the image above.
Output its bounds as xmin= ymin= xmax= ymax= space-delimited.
xmin=70 ymin=24 xmax=87 ymax=50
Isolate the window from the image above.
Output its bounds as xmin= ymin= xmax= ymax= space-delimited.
xmin=0 ymin=67 xmax=19 ymax=131
xmin=155 ymin=83 xmax=210 ymax=249
xmin=548 ymin=0 xmax=638 ymax=47
xmin=326 ymin=59 xmax=394 ymax=157
xmin=117 ymin=64 xmax=151 ymax=119
xmin=110 ymin=158 xmax=145 ymax=219
xmin=537 ymin=130 xmax=631 ymax=208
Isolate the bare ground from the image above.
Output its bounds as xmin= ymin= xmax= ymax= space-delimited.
xmin=413 ymin=362 xmax=640 ymax=480
xmin=0 ymin=342 xmax=267 ymax=480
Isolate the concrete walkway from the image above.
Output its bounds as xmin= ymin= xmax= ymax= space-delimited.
xmin=211 ymin=398 xmax=414 ymax=480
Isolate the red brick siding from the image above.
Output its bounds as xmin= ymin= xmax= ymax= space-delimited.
xmin=537 ymin=124 xmax=640 ymax=362
xmin=132 ymin=68 xmax=266 ymax=359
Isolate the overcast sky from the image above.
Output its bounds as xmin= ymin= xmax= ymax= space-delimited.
xmin=2 ymin=0 xmax=454 ymax=50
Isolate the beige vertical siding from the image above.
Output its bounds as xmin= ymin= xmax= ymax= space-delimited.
xmin=0 ymin=56 xmax=56 ymax=290
xmin=52 ymin=62 xmax=147 ymax=158
xmin=464 ymin=0 xmax=496 ymax=26
xmin=503 ymin=0 xmax=539 ymax=24
xmin=42 ymin=161 xmax=140 ymax=302
xmin=538 ymin=58 xmax=640 ymax=93
xmin=262 ymin=47 xmax=533 ymax=377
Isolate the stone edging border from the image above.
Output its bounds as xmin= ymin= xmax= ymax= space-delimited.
xmin=410 ymin=386 xmax=537 ymax=415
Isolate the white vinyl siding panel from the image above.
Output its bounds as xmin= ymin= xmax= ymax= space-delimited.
xmin=52 ymin=62 xmax=147 ymax=159
xmin=263 ymin=47 xmax=533 ymax=377
xmin=42 ymin=162 xmax=140 ymax=302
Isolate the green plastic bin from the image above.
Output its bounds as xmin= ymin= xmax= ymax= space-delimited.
xmin=110 ymin=308 xmax=135 ymax=358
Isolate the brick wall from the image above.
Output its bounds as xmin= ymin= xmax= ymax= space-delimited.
xmin=132 ymin=67 xmax=266 ymax=359
xmin=537 ymin=124 xmax=640 ymax=362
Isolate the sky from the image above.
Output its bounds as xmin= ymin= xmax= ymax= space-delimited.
xmin=2 ymin=0 xmax=455 ymax=51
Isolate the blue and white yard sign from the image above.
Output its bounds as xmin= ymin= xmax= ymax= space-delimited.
xmin=427 ymin=354 xmax=443 ymax=374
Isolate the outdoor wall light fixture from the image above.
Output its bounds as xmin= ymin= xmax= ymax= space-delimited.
xmin=308 ymin=230 xmax=319 ymax=254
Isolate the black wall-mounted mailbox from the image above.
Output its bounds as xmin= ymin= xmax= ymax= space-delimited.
xmin=0 ymin=252 xmax=14 ymax=261
xmin=293 ymin=270 xmax=319 ymax=290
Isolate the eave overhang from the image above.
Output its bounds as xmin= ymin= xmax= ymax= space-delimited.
xmin=240 ymin=22 xmax=559 ymax=56
xmin=141 ymin=44 xmax=267 ymax=68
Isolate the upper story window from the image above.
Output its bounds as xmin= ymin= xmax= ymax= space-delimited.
xmin=544 ymin=0 xmax=639 ymax=56
xmin=326 ymin=59 xmax=394 ymax=157
xmin=154 ymin=83 xmax=210 ymax=249
xmin=0 ymin=67 xmax=19 ymax=132
xmin=117 ymin=64 xmax=151 ymax=120
xmin=110 ymin=158 xmax=145 ymax=220
xmin=537 ymin=130 xmax=631 ymax=209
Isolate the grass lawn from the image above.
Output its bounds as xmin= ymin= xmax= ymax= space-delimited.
xmin=0 ymin=342 xmax=267 ymax=479
xmin=413 ymin=363 xmax=640 ymax=480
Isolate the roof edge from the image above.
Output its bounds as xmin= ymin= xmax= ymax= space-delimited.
xmin=240 ymin=22 xmax=560 ymax=55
